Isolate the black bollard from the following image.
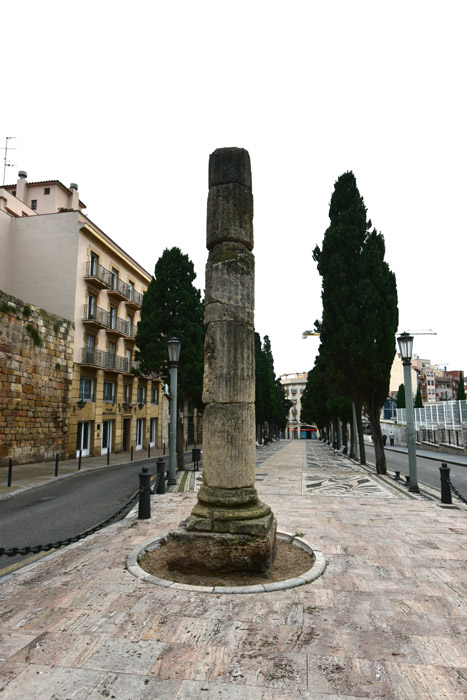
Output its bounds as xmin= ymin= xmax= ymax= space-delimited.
xmin=7 ymin=458 xmax=13 ymax=487
xmin=107 ymin=447 xmax=110 ymax=465
xmin=163 ymin=442 xmax=165 ymax=456
xmin=78 ymin=448 xmax=82 ymax=470
xmin=192 ymin=448 xmax=201 ymax=472
xmin=138 ymin=465 xmax=151 ymax=519
xmin=55 ymin=453 xmax=59 ymax=477
xmin=156 ymin=457 xmax=166 ymax=494
xmin=405 ymin=475 xmax=410 ymax=486
xmin=394 ymin=471 xmax=401 ymax=481
xmin=439 ymin=462 xmax=452 ymax=505
xmin=131 ymin=445 xmax=134 ymax=461
xmin=148 ymin=444 xmax=151 ymax=459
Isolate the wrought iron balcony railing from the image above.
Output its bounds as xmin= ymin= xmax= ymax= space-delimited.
xmin=81 ymin=347 xmax=130 ymax=373
xmin=83 ymin=305 xmax=109 ymax=326
xmin=85 ymin=261 xmax=111 ymax=288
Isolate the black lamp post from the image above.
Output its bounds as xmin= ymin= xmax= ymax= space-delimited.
xmin=167 ymin=337 xmax=181 ymax=485
xmin=397 ymin=332 xmax=419 ymax=493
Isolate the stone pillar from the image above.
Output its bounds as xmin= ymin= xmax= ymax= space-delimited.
xmin=167 ymin=147 xmax=276 ymax=574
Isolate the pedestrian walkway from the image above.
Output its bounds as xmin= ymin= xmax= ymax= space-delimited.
xmin=0 ymin=446 xmax=201 ymax=500
xmin=1 ymin=441 xmax=466 ymax=699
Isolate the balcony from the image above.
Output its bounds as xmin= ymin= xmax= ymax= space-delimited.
xmin=125 ymin=287 xmax=143 ymax=310
xmin=83 ymin=305 xmax=109 ymax=329
xmin=107 ymin=316 xmax=133 ymax=339
xmin=81 ymin=347 xmax=130 ymax=373
xmin=108 ymin=277 xmax=131 ymax=302
xmin=85 ymin=261 xmax=111 ymax=289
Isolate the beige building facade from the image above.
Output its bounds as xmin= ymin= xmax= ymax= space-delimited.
xmin=0 ymin=173 xmax=163 ymax=460
xmin=280 ymin=372 xmax=317 ymax=439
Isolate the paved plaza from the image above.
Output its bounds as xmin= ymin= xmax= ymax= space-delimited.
xmin=1 ymin=440 xmax=467 ymax=698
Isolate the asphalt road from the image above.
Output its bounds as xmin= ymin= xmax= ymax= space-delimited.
xmin=0 ymin=458 xmax=167 ymax=575
xmin=365 ymin=444 xmax=467 ymax=500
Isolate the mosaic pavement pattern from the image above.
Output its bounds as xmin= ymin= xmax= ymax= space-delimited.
xmin=303 ymin=442 xmax=397 ymax=499
xmin=1 ymin=440 xmax=467 ymax=699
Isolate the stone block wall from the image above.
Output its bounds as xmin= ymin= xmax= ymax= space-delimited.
xmin=0 ymin=290 xmax=74 ymax=466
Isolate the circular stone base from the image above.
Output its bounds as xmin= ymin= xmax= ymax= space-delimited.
xmin=126 ymin=531 xmax=326 ymax=594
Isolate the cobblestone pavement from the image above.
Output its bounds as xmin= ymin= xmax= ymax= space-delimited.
xmin=1 ymin=441 xmax=467 ymax=699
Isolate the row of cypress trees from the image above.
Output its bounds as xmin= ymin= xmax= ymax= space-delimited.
xmin=301 ymin=172 xmax=399 ymax=473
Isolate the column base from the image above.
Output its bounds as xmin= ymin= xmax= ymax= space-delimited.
xmin=165 ymin=518 xmax=277 ymax=574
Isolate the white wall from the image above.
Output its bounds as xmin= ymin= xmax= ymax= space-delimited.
xmin=7 ymin=212 xmax=80 ymax=320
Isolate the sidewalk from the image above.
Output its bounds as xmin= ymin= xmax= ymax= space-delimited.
xmin=1 ymin=440 xmax=467 ymax=699
xmin=0 ymin=446 xmax=200 ymax=500
xmin=363 ymin=437 xmax=467 ymax=468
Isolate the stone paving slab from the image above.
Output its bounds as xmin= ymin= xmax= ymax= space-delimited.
xmin=1 ymin=441 xmax=467 ymax=698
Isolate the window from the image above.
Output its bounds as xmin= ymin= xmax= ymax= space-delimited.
xmin=90 ymin=252 xmax=99 ymax=276
xmin=108 ymin=342 xmax=116 ymax=369
xmin=79 ymin=377 xmax=94 ymax=401
xmin=109 ymin=306 xmax=117 ymax=329
xmin=111 ymin=268 xmax=118 ymax=290
xmin=31 ymin=200 xmax=37 ymax=210
xmin=85 ymin=333 xmax=95 ymax=363
xmin=123 ymin=384 xmax=131 ymax=404
xmin=103 ymin=381 xmax=115 ymax=403
xmin=137 ymin=385 xmax=146 ymax=405
xmin=128 ymin=280 xmax=134 ymax=301
xmin=125 ymin=348 xmax=131 ymax=372
xmin=44 ymin=187 xmax=50 ymax=195
xmin=151 ymin=386 xmax=158 ymax=404
xmin=88 ymin=294 xmax=96 ymax=319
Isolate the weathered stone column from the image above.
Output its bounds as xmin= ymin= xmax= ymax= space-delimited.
xmin=166 ymin=147 xmax=276 ymax=574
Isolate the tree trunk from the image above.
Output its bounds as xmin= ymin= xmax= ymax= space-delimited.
xmin=355 ymin=403 xmax=366 ymax=465
xmin=342 ymin=420 xmax=348 ymax=454
xmin=349 ymin=415 xmax=356 ymax=459
xmin=367 ymin=400 xmax=386 ymax=474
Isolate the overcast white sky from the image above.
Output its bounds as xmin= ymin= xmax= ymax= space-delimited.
xmin=2 ymin=1 xmax=465 ymax=377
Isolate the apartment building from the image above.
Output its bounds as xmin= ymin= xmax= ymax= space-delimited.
xmin=0 ymin=173 xmax=162 ymax=460
xmin=280 ymin=372 xmax=317 ymax=439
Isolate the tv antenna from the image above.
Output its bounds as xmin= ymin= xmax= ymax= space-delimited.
xmin=3 ymin=136 xmax=16 ymax=185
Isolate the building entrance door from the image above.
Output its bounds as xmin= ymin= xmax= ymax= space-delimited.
xmin=101 ymin=420 xmax=113 ymax=455
xmin=122 ymin=418 xmax=131 ymax=452
xmin=136 ymin=418 xmax=144 ymax=450
xmin=76 ymin=421 xmax=91 ymax=457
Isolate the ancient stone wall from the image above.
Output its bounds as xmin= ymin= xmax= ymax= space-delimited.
xmin=0 ymin=290 xmax=74 ymax=466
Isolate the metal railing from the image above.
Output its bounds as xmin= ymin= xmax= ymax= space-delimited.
xmin=397 ymin=400 xmax=467 ymax=430
xmin=81 ymin=348 xmax=130 ymax=372
xmin=85 ymin=261 xmax=111 ymax=287
xmin=83 ymin=304 xmax=109 ymax=326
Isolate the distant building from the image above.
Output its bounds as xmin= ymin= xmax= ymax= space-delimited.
xmin=445 ymin=370 xmax=467 ymax=398
xmin=0 ymin=172 xmax=162 ymax=460
xmin=279 ymin=372 xmax=317 ymax=439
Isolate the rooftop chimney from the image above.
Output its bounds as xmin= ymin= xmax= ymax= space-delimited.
xmin=16 ymin=171 xmax=28 ymax=203
xmin=69 ymin=183 xmax=79 ymax=210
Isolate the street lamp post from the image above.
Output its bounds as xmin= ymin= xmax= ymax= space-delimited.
xmin=397 ymin=332 xmax=419 ymax=493
xmin=167 ymin=337 xmax=181 ymax=486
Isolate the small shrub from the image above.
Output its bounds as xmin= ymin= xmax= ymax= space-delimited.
xmin=26 ymin=324 xmax=42 ymax=347
xmin=23 ymin=304 xmax=32 ymax=318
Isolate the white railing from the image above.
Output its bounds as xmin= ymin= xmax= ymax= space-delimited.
xmin=396 ymin=400 xmax=467 ymax=430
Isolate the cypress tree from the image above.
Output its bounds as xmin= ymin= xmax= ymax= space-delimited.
xmin=396 ymin=383 xmax=406 ymax=408
xmin=135 ymin=247 xmax=204 ymax=408
xmin=313 ymin=172 xmax=398 ymax=473
xmin=414 ymin=386 xmax=423 ymax=408
xmin=456 ymin=372 xmax=466 ymax=400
